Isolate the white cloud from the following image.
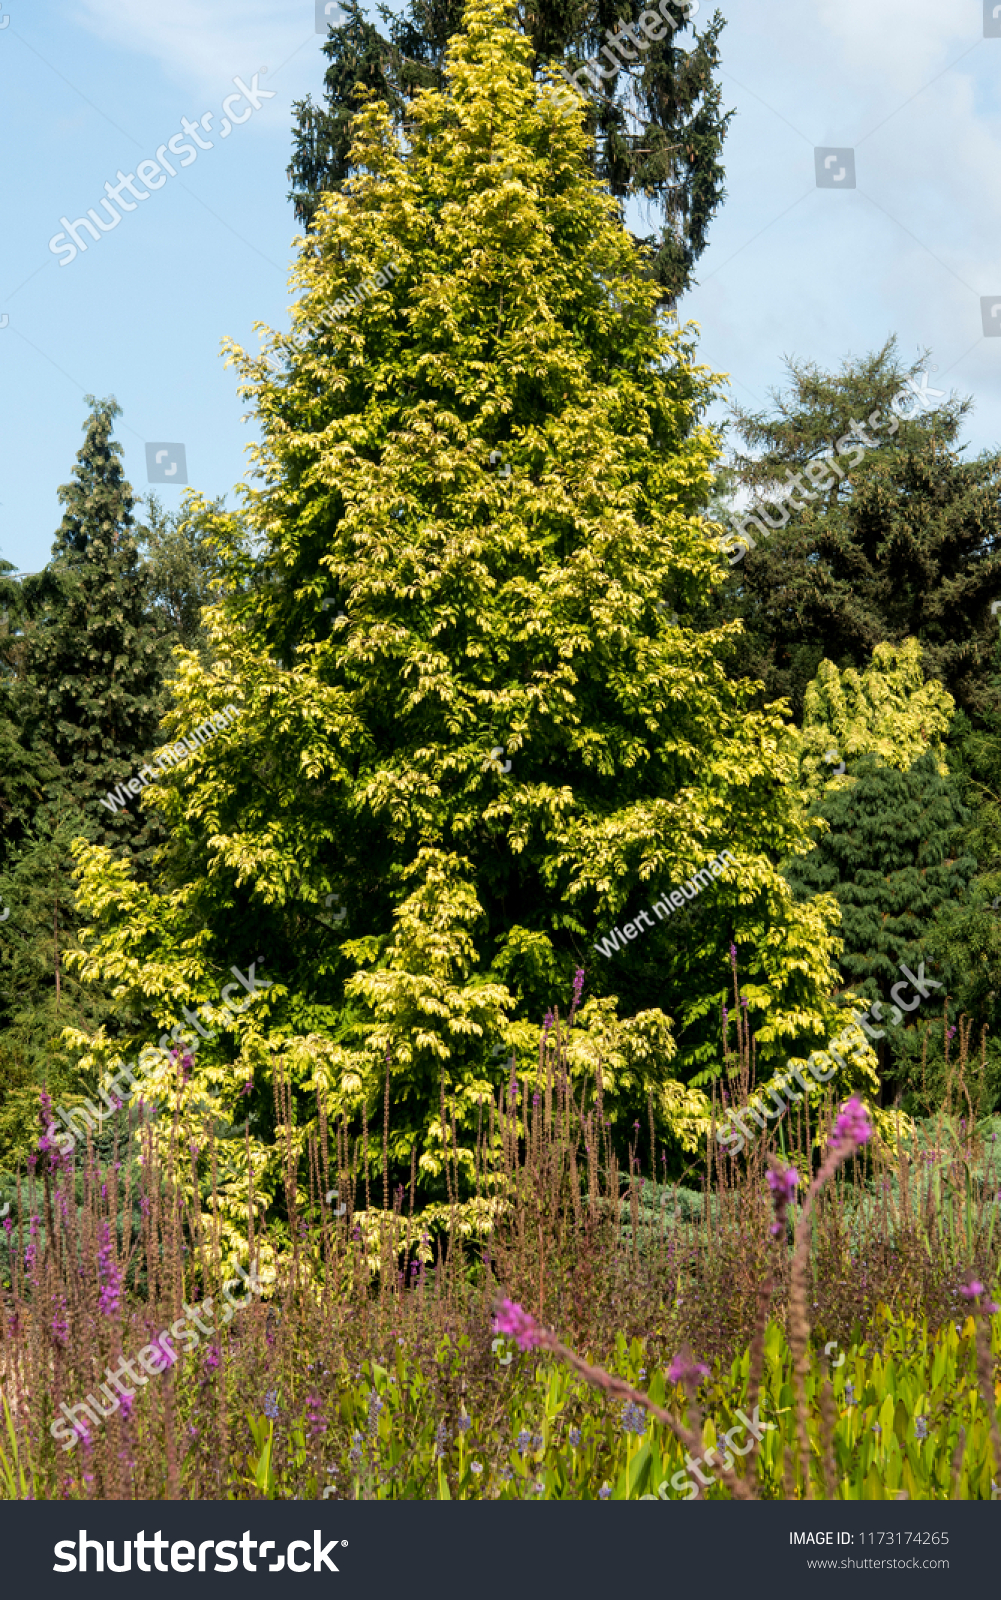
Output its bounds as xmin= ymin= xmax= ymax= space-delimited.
xmin=685 ymin=0 xmax=1001 ymax=454
xmin=72 ymin=0 xmax=316 ymax=98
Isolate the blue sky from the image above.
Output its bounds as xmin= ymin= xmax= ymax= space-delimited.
xmin=2 ymin=0 xmax=1000 ymax=574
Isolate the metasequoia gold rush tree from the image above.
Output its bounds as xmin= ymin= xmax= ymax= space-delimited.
xmin=64 ymin=0 xmax=848 ymax=1249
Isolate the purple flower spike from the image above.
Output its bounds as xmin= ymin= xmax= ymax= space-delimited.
xmin=766 ymin=1165 xmax=799 ymax=1204
xmin=959 ymin=1281 xmax=984 ymax=1300
xmin=729 ymin=943 xmax=737 ymax=960
xmin=766 ymin=1161 xmax=799 ymax=1235
xmin=830 ymin=1096 xmax=872 ymax=1150
xmin=493 ymin=1298 xmax=544 ymax=1351
xmin=667 ymin=1348 xmax=709 ymax=1386
xmin=97 ymin=1221 xmax=122 ymax=1318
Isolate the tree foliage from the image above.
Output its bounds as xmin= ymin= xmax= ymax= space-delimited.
xmin=288 ymin=0 xmax=733 ymax=300
xmin=716 ymin=340 xmax=1001 ymax=721
xmin=64 ymin=0 xmax=842 ymax=1230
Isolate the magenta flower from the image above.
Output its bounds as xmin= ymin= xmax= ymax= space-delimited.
xmin=493 ymin=1298 xmax=544 ymax=1351
xmin=50 ymin=1294 xmax=69 ymax=1346
xmin=305 ymin=1392 xmax=327 ymax=1439
xmin=667 ymin=1349 xmax=709 ymax=1385
xmin=570 ymin=968 xmax=585 ymax=1020
xmin=959 ymin=1279 xmax=999 ymax=1313
xmin=830 ymin=1096 xmax=872 ymax=1150
xmin=766 ymin=1165 xmax=799 ymax=1204
xmin=97 ymin=1221 xmax=122 ymax=1318
xmin=766 ymin=1162 xmax=799 ymax=1235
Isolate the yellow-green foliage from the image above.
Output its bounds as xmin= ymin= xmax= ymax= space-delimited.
xmin=798 ymin=639 xmax=954 ymax=802
xmin=315 ymin=1312 xmax=1000 ymax=1500
xmin=60 ymin=0 xmax=848 ymax=1237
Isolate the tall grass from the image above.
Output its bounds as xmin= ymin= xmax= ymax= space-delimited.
xmin=0 ymin=997 xmax=998 ymax=1499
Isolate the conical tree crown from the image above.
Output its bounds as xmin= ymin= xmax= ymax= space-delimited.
xmin=68 ymin=2 xmax=846 ymax=1209
xmin=20 ymin=397 xmax=164 ymax=853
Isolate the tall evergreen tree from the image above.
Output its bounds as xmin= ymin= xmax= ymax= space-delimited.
xmin=17 ymin=397 xmax=165 ymax=859
xmin=715 ymin=340 xmax=1001 ymax=721
xmin=65 ymin=0 xmax=848 ymax=1228
xmin=288 ymin=0 xmax=732 ymax=300
xmin=784 ymin=750 xmax=975 ymax=1106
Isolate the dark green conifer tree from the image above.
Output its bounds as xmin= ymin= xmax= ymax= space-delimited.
xmin=716 ymin=340 xmax=1001 ymax=721
xmin=288 ymin=0 xmax=732 ymax=299
xmin=17 ymin=396 xmax=165 ymax=858
xmin=0 ymin=401 xmax=168 ymax=1168
xmin=784 ymin=751 xmax=976 ymax=1106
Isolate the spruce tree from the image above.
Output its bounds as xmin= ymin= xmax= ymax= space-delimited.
xmin=17 ymin=397 xmax=165 ymax=859
xmin=288 ymin=0 xmax=732 ymax=299
xmin=784 ymin=750 xmax=974 ymax=1104
xmin=917 ymin=638 xmax=1001 ymax=1108
xmin=715 ymin=340 xmax=1001 ymax=721
xmin=66 ymin=0 xmax=847 ymax=1220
